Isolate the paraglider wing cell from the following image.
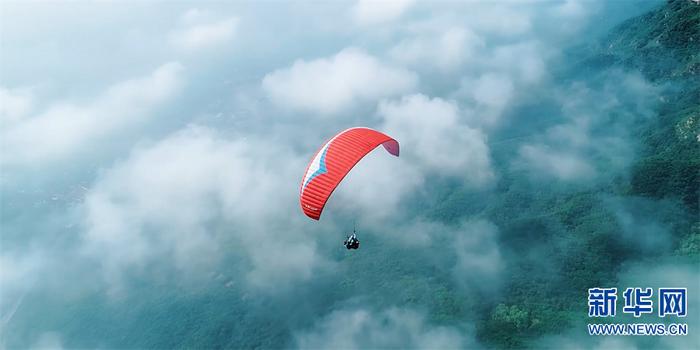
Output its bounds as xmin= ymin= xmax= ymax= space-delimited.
xmin=299 ymin=127 xmax=399 ymax=220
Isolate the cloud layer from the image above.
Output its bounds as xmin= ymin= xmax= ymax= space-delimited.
xmin=0 ymin=0 xmax=679 ymax=348
xmin=263 ymin=48 xmax=417 ymax=115
xmin=380 ymin=94 xmax=494 ymax=184
xmin=295 ymin=307 xmax=473 ymax=349
xmin=1 ymin=62 xmax=184 ymax=167
xmin=170 ymin=14 xmax=238 ymax=51
xmin=352 ymin=0 xmax=415 ymax=25
xmin=81 ymin=126 xmax=326 ymax=294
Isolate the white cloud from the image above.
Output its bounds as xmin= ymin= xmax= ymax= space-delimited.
xmin=330 ymin=148 xmax=423 ymax=223
xmin=262 ymin=48 xmax=417 ymax=115
xmin=1 ymin=62 xmax=184 ymax=167
xmin=170 ymin=16 xmax=238 ymax=51
xmin=245 ymin=239 xmax=321 ymax=289
xmin=379 ymin=94 xmax=494 ymax=185
xmin=180 ymin=8 xmax=209 ymax=24
xmin=457 ymin=72 xmax=515 ymax=127
xmin=388 ymin=220 xmax=445 ymax=247
xmin=470 ymin=73 xmax=514 ymax=110
xmin=490 ymin=42 xmax=547 ymax=85
xmin=514 ymin=71 xmax=657 ymax=183
xmin=0 ymin=87 xmax=33 ymax=125
xmin=390 ymin=26 xmax=483 ymax=71
xmin=552 ymin=0 xmax=588 ymax=19
xmin=31 ymin=332 xmax=65 ymax=350
xmin=352 ymin=0 xmax=415 ymax=25
xmin=516 ymin=144 xmax=596 ymax=181
xmin=452 ymin=220 xmax=503 ymax=294
xmin=83 ymin=127 xmax=236 ymax=287
xmin=295 ymin=307 xmax=472 ymax=349
xmin=468 ymin=5 xmax=533 ymax=37
xmin=82 ymin=126 xmax=326 ymax=293
xmin=548 ymin=0 xmax=595 ymax=35
xmin=605 ymin=196 xmax=674 ymax=254
xmin=0 ymin=252 xmax=43 ymax=303
xmin=375 ymin=218 xmax=504 ymax=292
xmin=545 ymin=117 xmax=591 ymax=148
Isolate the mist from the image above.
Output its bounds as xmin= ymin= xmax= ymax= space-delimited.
xmin=2 ymin=0 xmax=697 ymax=348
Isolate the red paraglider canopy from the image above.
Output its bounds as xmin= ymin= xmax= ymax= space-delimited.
xmin=300 ymin=127 xmax=399 ymax=220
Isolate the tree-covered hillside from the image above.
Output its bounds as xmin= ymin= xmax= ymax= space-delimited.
xmin=474 ymin=1 xmax=699 ymax=347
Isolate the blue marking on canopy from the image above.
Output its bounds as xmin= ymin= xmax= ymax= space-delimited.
xmin=303 ymin=146 xmax=330 ymax=190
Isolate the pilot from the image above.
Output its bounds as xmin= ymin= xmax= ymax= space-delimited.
xmin=344 ymin=232 xmax=360 ymax=250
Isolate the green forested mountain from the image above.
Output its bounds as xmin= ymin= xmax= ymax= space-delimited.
xmin=472 ymin=1 xmax=700 ymax=347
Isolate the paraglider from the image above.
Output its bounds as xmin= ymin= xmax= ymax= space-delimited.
xmin=344 ymin=230 xmax=360 ymax=250
xmin=343 ymin=221 xmax=360 ymax=250
xmin=299 ymin=127 xmax=400 ymax=249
